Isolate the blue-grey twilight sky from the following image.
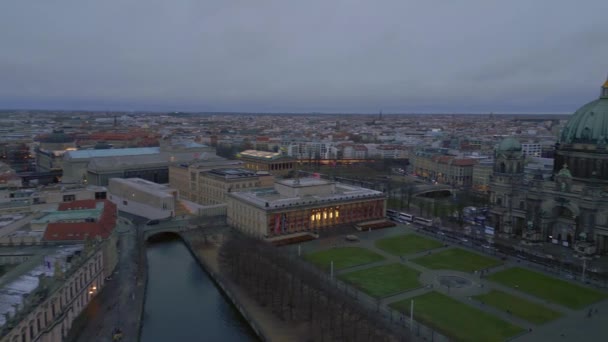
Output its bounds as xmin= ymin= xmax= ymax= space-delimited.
xmin=1 ymin=0 xmax=607 ymax=113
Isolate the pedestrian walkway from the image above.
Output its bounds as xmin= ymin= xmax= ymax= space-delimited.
xmin=304 ymin=226 xmax=608 ymax=341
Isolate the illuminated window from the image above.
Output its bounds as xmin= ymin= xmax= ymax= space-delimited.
xmin=311 ymin=214 xmax=315 ymax=222
xmin=335 ymin=210 xmax=339 ymax=218
xmin=323 ymin=212 xmax=327 ymax=219
xmin=316 ymin=213 xmax=321 ymax=220
xmin=329 ymin=212 xmax=333 ymax=219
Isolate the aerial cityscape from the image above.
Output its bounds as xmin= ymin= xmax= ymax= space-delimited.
xmin=1 ymin=1 xmax=608 ymax=342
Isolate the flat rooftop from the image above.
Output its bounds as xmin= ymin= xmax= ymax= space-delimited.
xmin=65 ymin=147 xmax=160 ymax=159
xmin=0 ymin=245 xmax=84 ymax=327
xmin=229 ymin=180 xmax=384 ymax=210
xmin=208 ymin=168 xmax=257 ymax=178
xmin=276 ymin=178 xmax=329 ymax=187
xmin=110 ymin=178 xmax=174 ymax=196
xmin=31 ymin=202 xmax=104 ymax=224
xmin=239 ymin=150 xmax=291 ymax=160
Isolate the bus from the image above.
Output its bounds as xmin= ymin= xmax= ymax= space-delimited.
xmin=398 ymin=212 xmax=414 ymax=223
xmin=386 ymin=209 xmax=398 ymax=220
xmin=413 ymin=217 xmax=433 ymax=227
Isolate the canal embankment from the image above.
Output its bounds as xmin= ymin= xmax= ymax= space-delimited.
xmin=180 ymin=230 xmax=304 ymax=342
xmin=139 ymin=234 xmax=256 ymax=341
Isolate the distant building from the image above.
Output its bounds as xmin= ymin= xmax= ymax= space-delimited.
xmin=108 ymin=178 xmax=178 ymax=220
xmin=227 ymin=177 xmax=386 ymax=238
xmin=412 ymin=149 xmax=477 ymax=187
xmin=521 ymin=143 xmax=542 ymax=158
xmin=35 ymin=130 xmax=76 ymax=172
xmin=0 ymin=184 xmax=107 ymax=215
xmin=168 ymin=157 xmax=244 ymax=203
xmin=62 ymin=139 xmax=214 ymax=185
xmin=196 ymin=169 xmax=274 ymax=206
xmin=238 ymin=150 xmax=295 ymax=177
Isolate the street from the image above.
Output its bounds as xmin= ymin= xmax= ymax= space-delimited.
xmin=68 ymin=219 xmax=143 ymax=342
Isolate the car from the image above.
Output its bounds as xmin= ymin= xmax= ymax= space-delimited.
xmin=345 ymin=235 xmax=360 ymax=242
xmin=146 ymin=219 xmax=160 ymax=225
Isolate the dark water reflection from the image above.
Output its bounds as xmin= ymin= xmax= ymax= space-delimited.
xmin=140 ymin=236 xmax=259 ymax=342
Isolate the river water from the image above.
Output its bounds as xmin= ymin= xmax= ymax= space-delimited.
xmin=140 ymin=236 xmax=258 ymax=342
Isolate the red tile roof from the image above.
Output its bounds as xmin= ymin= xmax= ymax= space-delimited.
xmin=452 ymin=159 xmax=477 ymax=166
xmin=57 ymin=199 xmax=98 ymax=211
xmin=43 ymin=200 xmax=117 ymax=241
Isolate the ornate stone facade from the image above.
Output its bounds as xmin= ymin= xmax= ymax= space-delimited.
xmin=489 ymin=79 xmax=608 ymax=256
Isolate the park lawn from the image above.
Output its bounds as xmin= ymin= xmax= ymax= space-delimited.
xmin=0 ymin=264 xmax=16 ymax=277
xmin=473 ymin=290 xmax=562 ymax=324
xmin=375 ymin=234 xmax=443 ymax=256
xmin=391 ymin=291 xmax=524 ymax=342
xmin=339 ymin=263 xmax=420 ymax=298
xmin=487 ymin=267 xmax=607 ymax=310
xmin=304 ymin=247 xmax=385 ymax=270
xmin=411 ymin=248 xmax=502 ymax=273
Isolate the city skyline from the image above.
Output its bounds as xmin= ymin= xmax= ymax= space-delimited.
xmin=1 ymin=0 xmax=607 ymax=113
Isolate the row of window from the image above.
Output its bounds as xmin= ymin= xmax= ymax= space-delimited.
xmin=10 ymin=254 xmax=103 ymax=342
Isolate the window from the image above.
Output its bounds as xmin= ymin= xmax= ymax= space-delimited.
xmin=95 ymin=192 xmax=106 ymax=199
xmin=62 ymin=194 xmax=76 ymax=202
xmin=123 ymin=200 xmax=128 ymax=205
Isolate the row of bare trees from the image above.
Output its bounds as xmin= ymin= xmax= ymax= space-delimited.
xmin=218 ymin=236 xmax=410 ymax=342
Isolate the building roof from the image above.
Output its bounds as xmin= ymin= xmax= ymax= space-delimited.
xmin=38 ymin=130 xmax=75 ymax=143
xmin=497 ymin=137 xmax=522 ymax=152
xmin=559 ymin=94 xmax=608 ymax=145
xmin=208 ymin=168 xmax=257 ymax=178
xmin=58 ymin=199 xmax=98 ymax=210
xmin=229 ymin=178 xmax=384 ymax=210
xmin=42 ymin=199 xmax=116 ymax=241
xmin=65 ymin=147 xmax=160 ymax=160
xmin=239 ymin=150 xmax=290 ymax=160
xmin=86 ymin=151 xmax=200 ymax=171
xmin=109 ymin=178 xmax=175 ymax=198
xmin=0 ymin=245 xmax=83 ymax=327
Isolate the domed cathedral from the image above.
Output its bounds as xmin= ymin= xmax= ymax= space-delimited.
xmin=489 ymin=77 xmax=608 ymax=257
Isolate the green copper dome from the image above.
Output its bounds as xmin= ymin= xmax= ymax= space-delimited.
xmin=497 ymin=137 xmax=522 ymax=152
xmin=559 ymin=80 xmax=608 ymax=144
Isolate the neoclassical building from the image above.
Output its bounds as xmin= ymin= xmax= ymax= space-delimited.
xmin=489 ymin=78 xmax=608 ymax=255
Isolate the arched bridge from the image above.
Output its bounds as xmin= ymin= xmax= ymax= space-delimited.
xmin=411 ymin=184 xmax=455 ymax=197
xmin=142 ymin=225 xmax=197 ymax=240
xmin=141 ymin=216 xmax=229 ymax=240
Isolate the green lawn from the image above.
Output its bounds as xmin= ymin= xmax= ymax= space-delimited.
xmin=391 ymin=291 xmax=524 ymax=342
xmin=339 ymin=263 xmax=420 ymax=298
xmin=0 ymin=264 xmax=16 ymax=277
xmin=487 ymin=267 xmax=606 ymax=309
xmin=411 ymin=248 xmax=502 ymax=273
xmin=473 ymin=290 xmax=562 ymax=324
xmin=304 ymin=247 xmax=385 ymax=270
xmin=375 ymin=234 xmax=443 ymax=256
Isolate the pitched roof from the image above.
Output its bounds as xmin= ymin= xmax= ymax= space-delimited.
xmin=57 ymin=199 xmax=98 ymax=211
xmin=43 ymin=200 xmax=117 ymax=241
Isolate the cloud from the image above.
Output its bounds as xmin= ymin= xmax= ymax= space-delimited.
xmin=0 ymin=0 xmax=607 ymax=113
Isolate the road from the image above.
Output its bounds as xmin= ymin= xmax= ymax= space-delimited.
xmin=68 ymin=219 xmax=143 ymax=342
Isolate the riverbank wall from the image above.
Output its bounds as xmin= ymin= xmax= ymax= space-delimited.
xmin=136 ymin=229 xmax=149 ymax=342
xmin=180 ymin=235 xmax=270 ymax=342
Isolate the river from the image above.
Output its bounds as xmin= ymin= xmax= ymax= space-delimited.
xmin=140 ymin=235 xmax=259 ymax=342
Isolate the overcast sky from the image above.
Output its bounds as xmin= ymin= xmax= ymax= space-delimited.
xmin=1 ymin=0 xmax=607 ymax=113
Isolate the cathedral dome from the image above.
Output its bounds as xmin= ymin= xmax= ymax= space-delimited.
xmin=559 ymin=79 xmax=608 ymax=145
xmin=497 ymin=137 xmax=522 ymax=152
